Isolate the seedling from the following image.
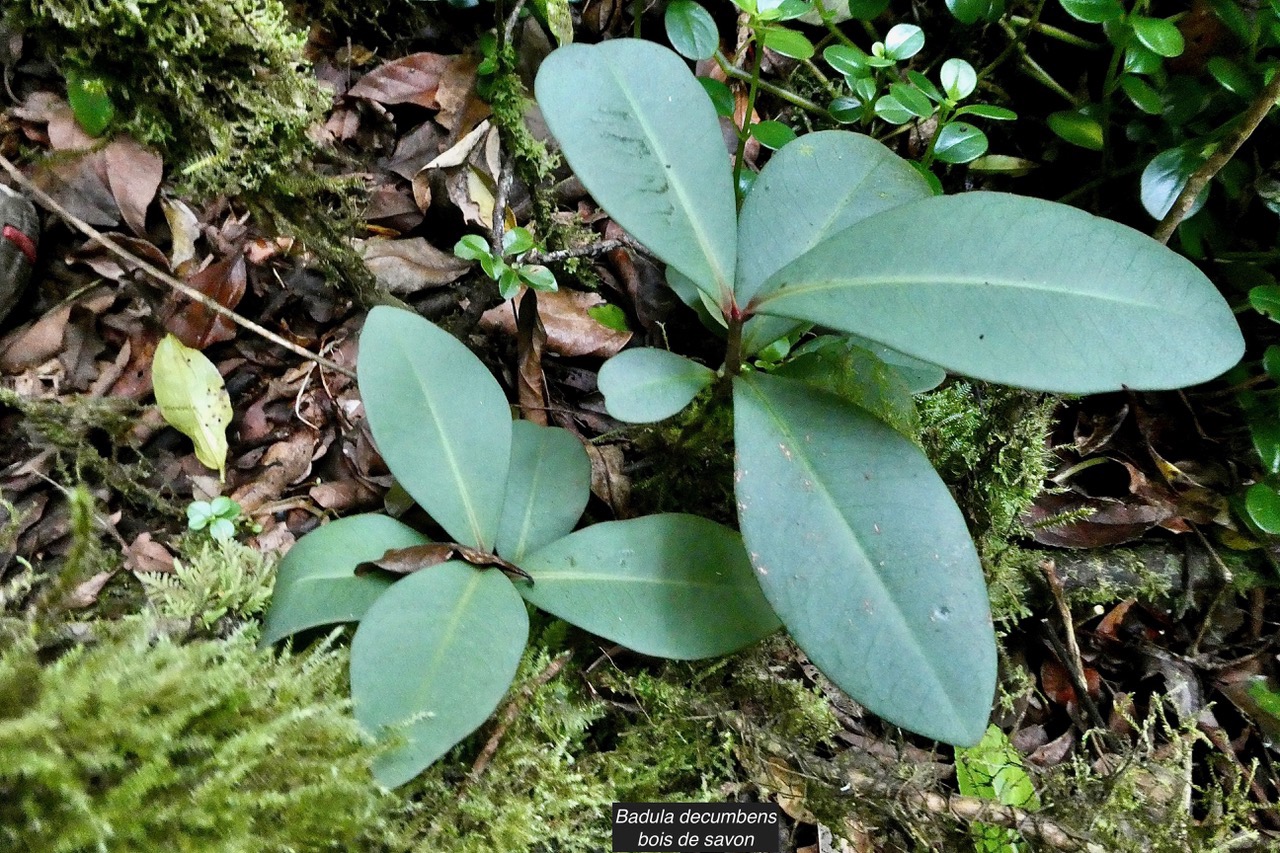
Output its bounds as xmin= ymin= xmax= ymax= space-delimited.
xmin=186 ymin=496 xmax=250 ymax=542
xmin=535 ymin=39 xmax=1243 ymax=746
xmin=454 ymin=227 xmax=558 ymax=300
xmin=261 ymin=306 xmax=777 ymax=786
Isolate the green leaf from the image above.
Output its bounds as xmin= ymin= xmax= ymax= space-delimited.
xmin=1250 ymin=285 xmax=1280 ymax=322
xmin=495 ymin=421 xmax=591 ymax=562
xmin=1058 ymin=0 xmax=1123 ymax=23
xmin=208 ymin=518 xmax=235 ymax=542
xmin=824 ymin=45 xmax=871 ymax=77
xmin=597 ymin=347 xmax=716 ymax=422
xmin=1263 ymin=346 xmax=1280 ymax=382
xmin=774 ymin=337 xmax=919 ymax=435
xmin=956 ymin=725 xmax=1038 ymax=851
xmin=940 ymin=58 xmax=977 ymax=100
xmin=1047 ymin=110 xmax=1104 ymax=150
xmin=749 ymin=120 xmax=798 ymax=149
xmin=454 ymin=233 xmax=491 ymax=262
xmin=1123 ymin=43 xmax=1162 ymax=75
xmin=530 ymin=0 xmax=574 ymax=45
xmin=889 ymin=83 xmax=934 ymax=117
xmin=753 ymin=192 xmax=1244 ymax=393
xmin=955 ymin=104 xmax=1017 ymax=120
xmin=760 ymin=27 xmax=816 ymax=60
xmin=587 ymin=303 xmax=631 ymax=332
xmin=828 ymin=96 xmax=864 ymax=123
xmin=1247 ymin=407 xmax=1280 ymax=474
xmin=665 ymin=0 xmax=720 ymax=60
xmin=1246 ymin=483 xmax=1280 ymax=534
xmin=933 ymin=122 xmax=988 ymax=163
xmin=260 ymin=514 xmax=425 ymax=646
xmin=518 ymin=264 xmax=558 ymax=292
xmin=187 ymin=502 xmax=213 ymax=530
xmin=843 ymin=333 xmax=947 ymax=393
xmin=1131 ymin=16 xmax=1185 ymax=58
xmin=735 ymin=131 xmax=931 ymax=352
xmin=351 ymin=563 xmax=527 ymax=786
xmin=152 ymin=334 xmax=232 ymax=481
xmin=502 ymin=227 xmax=535 ymax=256
xmin=883 ymin=24 xmax=925 ymax=60
xmin=874 ymin=94 xmax=915 ymax=125
xmin=1120 ymin=74 xmax=1164 ymax=114
xmin=907 ymin=70 xmax=945 ymax=102
xmin=846 ymin=0 xmax=890 ymax=18
xmin=1207 ymin=57 xmax=1257 ymax=98
xmin=1140 ymin=146 xmax=1208 ymax=220
xmin=519 ymin=514 xmax=780 ymax=659
xmin=733 ymin=372 xmax=995 ymax=745
xmin=358 ymin=306 xmax=512 ymax=550
xmin=698 ymin=77 xmax=735 ymax=117
xmin=65 ymin=68 xmax=115 ymax=137
xmin=498 ymin=266 xmax=521 ymax=299
xmin=535 ymin=40 xmax=737 ymax=307
xmin=946 ymin=0 xmax=1004 ymax=25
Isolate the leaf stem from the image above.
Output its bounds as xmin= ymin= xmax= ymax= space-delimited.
xmin=715 ymin=51 xmax=833 ymax=119
xmin=732 ymin=41 xmax=764 ymax=209
xmin=1152 ymin=70 xmax=1280 ymax=244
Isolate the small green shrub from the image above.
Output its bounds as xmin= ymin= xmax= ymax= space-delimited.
xmin=0 ymin=625 xmax=393 ymax=853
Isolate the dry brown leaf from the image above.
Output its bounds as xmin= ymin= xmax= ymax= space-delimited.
xmin=63 ymin=570 xmax=115 ymax=609
xmin=480 ymin=286 xmax=632 ymax=358
xmin=356 ymin=236 xmax=471 ymax=294
xmin=104 ymin=137 xmax=163 ymax=235
xmin=348 ymin=52 xmax=454 ymax=108
xmin=356 ymin=542 xmax=528 ymax=579
xmin=123 ymin=532 xmax=176 ymax=574
xmin=67 ymin=233 xmax=170 ymax=281
xmin=386 ymin=121 xmax=447 ymax=181
xmin=162 ymin=198 xmax=201 ymax=273
xmin=162 ymin=254 xmax=247 ymax=348
xmin=515 ymin=288 xmax=549 ymax=425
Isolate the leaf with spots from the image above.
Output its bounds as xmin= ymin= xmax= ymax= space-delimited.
xmin=733 ymin=371 xmax=995 ymax=745
xmin=151 ymin=334 xmax=232 ymax=481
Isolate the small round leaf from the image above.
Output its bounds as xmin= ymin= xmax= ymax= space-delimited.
xmin=1058 ymin=0 xmax=1124 ymax=23
xmin=1131 ymin=16 xmax=1185 ymax=58
xmin=940 ymin=58 xmax=977 ymax=100
xmin=1246 ymin=483 xmax=1280 ymax=534
xmin=665 ymin=0 xmax=720 ymax=60
xmin=760 ymin=27 xmax=816 ymax=60
xmin=698 ymin=77 xmax=735 ymax=117
xmin=750 ymin=120 xmax=798 ymax=149
xmin=933 ymin=122 xmax=988 ymax=164
xmin=884 ymin=24 xmax=925 ymax=60
xmin=1120 ymin=75 xmax=1163 ymax=114
xmin=1047 ymin=110 xmax=1104 ymax=150
xmin=598 ymin=347 xmax=716 ymax=422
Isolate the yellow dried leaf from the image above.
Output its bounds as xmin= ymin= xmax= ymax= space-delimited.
xmin=152 ymin=334 xmax=232 ymax=481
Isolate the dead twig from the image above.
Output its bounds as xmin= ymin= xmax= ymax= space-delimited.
xmin=1152 ymin=72 xmax=1280 ymax=245
xmin=525 ymin=239 xmax=626 ymax=265
xmin=0 ymin=152 xmax=357 ymax=379
xmin=463 ymin=650 xmax=573 ymax=790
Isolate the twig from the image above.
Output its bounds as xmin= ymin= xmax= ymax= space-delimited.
xmin=0 ymin=153 xmax=357 ymax=379
xmin=525 ymin=239 xmax=625 ymax=264
xmin=463 ymin=651 xmax=573 ymax=789
xmin=490 ymin=155 xmax=515 ymax=258
xmin=501 ymin=0 xmax=530 ymax=54
xmin=1153 ymin=72 xmax=1280 ymax=245
xmin=841 ymin=769 xmax=1108 ymax=852
xmin=714 ymin=51 xmax=835 ymax=121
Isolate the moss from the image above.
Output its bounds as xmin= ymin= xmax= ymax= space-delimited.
xmin=629 ymin=388 xmax=737 ymax=524
xmin=0 ymin=389 xmax=169 ymax=514
xmin=136 ymin=536 xmax=275 ymax=632
xmin=0 ymin=623 xmax=395 ymax=853
xmin=6 ymin=0 xmax=329 ymax=200
xmin=918 ymin=381 xmax=1057 ymax=538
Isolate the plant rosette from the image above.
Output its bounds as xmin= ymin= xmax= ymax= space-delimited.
xmin=261 ymin=306 xmax=778 ymax=786
xmin=534 ymin=39 xmax=1243 ymax=747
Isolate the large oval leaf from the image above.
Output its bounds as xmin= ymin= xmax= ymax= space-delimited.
xmin=358 ymin=306 xmax=512 ymax=550
xmin=495 ymin=421 xmax=591 ymax=562
xmin=597 ymin=348 xmax=717 ymax=423
xmin=736 ymin=131 xmax=931 ymax=354
xmin=351 ymin=563 xmax=528 ymax=786
xmin=753 ymin=192 xmax=1244 ymax=392
xmin=261 ymin=514 xmax=428 ymax=646
xmin=536 ymin=40 xmax=737 ymax=307
xmin=518 ymin=514 xmax=780 ymax=659
xmin=734 ymin=373 xmax=995 ymax=745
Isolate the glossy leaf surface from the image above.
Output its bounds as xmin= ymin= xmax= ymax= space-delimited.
xmin=359 ymin=306 xmax=512 ymax=550
xmin=536 ymin=40 xmax=737 ymax=306
xmin=519 ymin=514 xmax=780 ymax=659
xmin=261 ymin=514 xmax=427 ymax=645
xmin=754 ymin=192 xmax=1244 ymax=392
xmin=733 ymin=372 xmax=995 ymax=744
xmin=598 ymin=347 xmax=716 ymax=422
xmin=495 ymin=421 xmax=592 ymax=562
xmin=665 ymin=0 xmax=719 ymax=60
xmin=351 ymin=563 xmax=527 ymax=787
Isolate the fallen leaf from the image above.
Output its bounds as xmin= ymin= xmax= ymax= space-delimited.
xmin=356 ymin=542 xmax=529 ymax=579
xmin=152 ymin=333 xmax=232 ymax=481
xmin=480 ymin=286 xmax=632 ymax=357
xmin=123 ymin=532 xmax=175 ymax=574
xmin=355 ymin=236 xmax=471 ymax=294
xmin=104 ymin=136 xmax=162 ymax=235
xmin=348 ymin=52 xmax=454 ymax=108
xmin=163 ymin=254 xmax=247 ymax=348
xmin=162 ymin=197 xmax=201 ymax=273
xmin=516 ymin=288 xmax=549 ymax=425
xmin=62 ymin=570 xmax=115 ymax=608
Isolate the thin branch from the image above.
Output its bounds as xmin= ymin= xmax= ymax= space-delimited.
xmin=463 ymin=651 xmax=573 ymax=789
xmin=0 ymin=153 xmax=357 ymax=379
xmin=1153 ymin=72 xmax=1280 ymax=244
xmin=525 ymin=239 xmax=624 ymax=264
xmin=490 ymin=155 xmax=516 ymax=258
